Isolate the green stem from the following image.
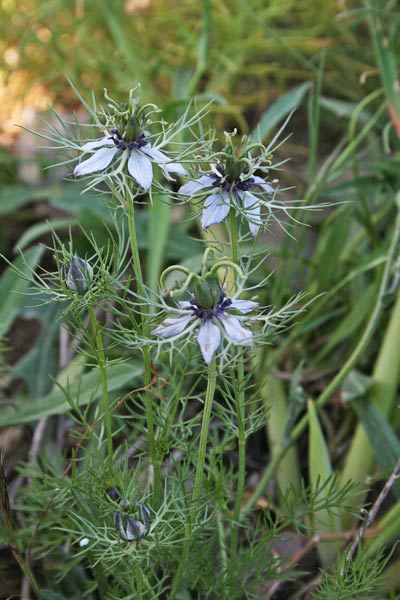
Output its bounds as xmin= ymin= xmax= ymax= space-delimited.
xmin=135 ymin=563 xmax=144 ymax=596
xmin=230 ymin=353 xmax=246 ymax=558
xmin=170 ymin=358 xmax=217 ymax=599
xmin=241 ymin=207 xmax=400 ymax=519
xmin=126 ymin=196 xmax=161 ymax=504
xmin=228 ymin=206 xmax=240 ymax=266
xmin=193 ymin=357 xmax=218 ymax=500
xmin=89 ymin=308 xmax=113 ymax=472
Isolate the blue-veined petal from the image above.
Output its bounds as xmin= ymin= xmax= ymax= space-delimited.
xmin=201 ymin=191 xmax=230 ymax=229
xmin=152 ymin=315 xmax=194 ymax=338
xmin=229 ymin=299 xmax=259 ymax=313
xmin=162 ymin=162 xmax=188 ymax=176
xmin=252 ymin=175 xmax=274 ymax=193
xmin=141 ymin=146 xmax=169 ymax=162
xmin=179 ymin=175 xmax=216 ymax=196
xmin=197 ymin=319 xmax=222 ymax=364
xmin=142 ymin=146 xmax=187 ymax=176
xmin=219 ymin=314 xmax=252 ymax=343
xmin=81 ymin=136 xmax=114 ymax=151
xmin=74 ymin=146 xmax=120 ymax=177
xmin=128 ymin=149 xmax=153 ymax=190
xmin=241 ymin=191 xmax=262 ymax=236
xmin=178 ymin=301 xmax=192 ymax=309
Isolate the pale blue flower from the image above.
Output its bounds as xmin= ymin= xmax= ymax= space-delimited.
xmin=152 ymin=291 xmax=258 ymax=364
xmin=74 ymin=130 xmax=187 ymax=191
xmin=179 ymin=170 xmax=274 ymax=236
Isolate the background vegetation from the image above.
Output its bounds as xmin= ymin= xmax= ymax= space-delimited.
xmin=1 ymin=0 xmax=400 ymax=598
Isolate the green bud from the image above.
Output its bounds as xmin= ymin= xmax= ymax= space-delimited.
xmin=124 ymin=114 xmax=141 ymax=142
xmin=192 ymin=272 xmax=221 ymax=310
xmin=65 ymin=255 xmax=93 ymax=294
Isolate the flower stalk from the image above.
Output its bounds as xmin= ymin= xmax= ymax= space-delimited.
xmin=126 ymin=195 xmax=162 ymax=504
xmin=88 ymin=307 xmax=113 ymax=473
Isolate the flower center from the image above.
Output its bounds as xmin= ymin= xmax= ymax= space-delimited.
xmin=189 ymin=293 xmax=232 ymax=320
xmin=109 ymin=129 xmax=148 ymax=151
xmin=211 ymin=170 xmax=254 ymax=193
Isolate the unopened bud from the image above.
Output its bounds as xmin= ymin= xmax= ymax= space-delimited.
xmin=65 ymin=255 xmax=93 ymax=294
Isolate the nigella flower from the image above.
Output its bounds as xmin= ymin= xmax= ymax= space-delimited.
xmin=74 ymin=130 xmax=187 ymax=191
xmin=152 ymin=289 xmax=258 ymax=364
xmin=179 ymin=169 xmax=274 ymax=236
xmin=179 ymin=130 xmax=276 ymax=236
xmin=73 ymin=91 xmax=187 ymax=191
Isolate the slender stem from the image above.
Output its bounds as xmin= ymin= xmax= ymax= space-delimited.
xmin=241 ymin=208 xmax=400 ymax=518
xmin=89 ymin=308 xmax=113 ymax=472
xmin=126 ymin=196 xmax=162 ymax=503
xmin=228 ymin=206 xmax=240 ymax=266
xmin=193 ymin=357 xmax=218 ymax=501
xmin=230 ymin=353 xmax=246 ymax=558
xmin=227 ymin=207 xmax=246 ymax=556
xmin=170 ymin=358 xmax=217 ymax=599
xmin=135 ymin=563 xmax=144 ymax=596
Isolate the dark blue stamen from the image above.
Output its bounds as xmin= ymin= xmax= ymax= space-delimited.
xmin=189 ymin=292 xmax=232 ymax=320
xmin=109 ymin=129 xmax=148 ymax=151
xmin=212 ymin=171 xmax=254 ymax=193
xmin=128 ymin=133 xmax=148 ymax=150
xmin=236 ymin=177 xmax=254 ymax=191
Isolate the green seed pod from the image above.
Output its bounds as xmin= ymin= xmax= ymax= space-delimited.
xmin=124 ymin=114 xmax=141 ymax=142
xmin=192 ymin=272 xmax=221 ymax=310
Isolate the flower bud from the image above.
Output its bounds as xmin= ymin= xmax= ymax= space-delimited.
xmin=65 ymin=255 xmax=93 ymax=294
xmin=114 ymin=501 xmax=150 ymax=542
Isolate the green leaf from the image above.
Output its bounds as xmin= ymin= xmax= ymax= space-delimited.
xmin=146 ymin=197 xmax=171 ymax=294
xmin=0 ymin=246 xmax=44 ymax=338
xmin=351 ymin=398 xmax=400 ymax=499
xmin=10 ymin=303 xmax=61 ymax=398
xmin=341 ymin=370 xmax=374 ymax=404
xmin=251 ymin=82 xmax=311 ymax=140
xmin=40 ymin=591 xmax=66 ymax=600
xmin=14 ymin=218 xmax=76 ymax=252
xmin=0 ymin=185 xmax=40 ymax=215
xmin=319 ymin=96 xmax=370 ymax=122
xmin=308 ymin=399 xmax=340 ymax=566
xmin=0 ymin=361 xmax=142 ymax=427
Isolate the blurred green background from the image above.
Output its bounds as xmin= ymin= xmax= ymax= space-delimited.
xmin=2 ymin=0 xmax=400 ymax=596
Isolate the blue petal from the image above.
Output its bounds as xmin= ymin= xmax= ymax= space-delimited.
xmin=179 ymin=175 xmax=216 ymax=196
xmin=241 ymin=191 xmax=262 ymax=236
xmin=142 ymin=146 xmax=187 ymax=176
xmin=81 ymin=136 xmax=113 ymax=151
xmin=141 ymin=146 xmax=170 ymax=162
xmin=128 ymin=149 xmax=153 ymax=190
xmin=229 ymin=299 xmax=258 ymax=313
xmin=219 ymin=314 xmax=252 ymax=343
xmin=197 ymin=319 xmax=221 ymax=364
xmin=201 ymin=192 xmax=230 ymax=229
xmin=162 ymin=162 xmax=188 ymax=176
xmin=252 ymin=175 xmax=274 ymax=193
xmin=74 ymin=147 xmax=120 ymax=177
xmin=152 ymin=315 xmax=194 ymax=338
